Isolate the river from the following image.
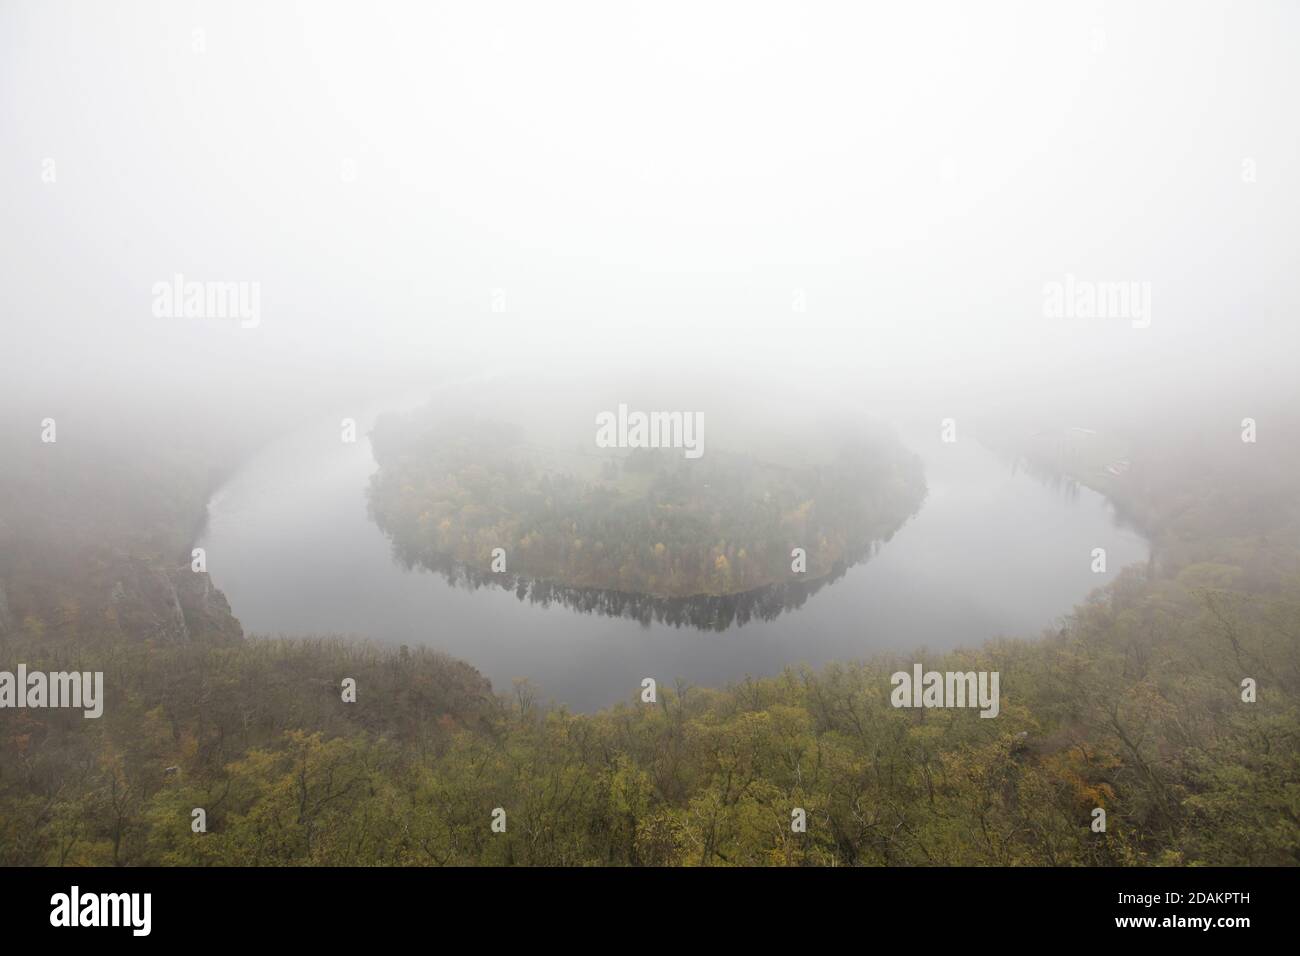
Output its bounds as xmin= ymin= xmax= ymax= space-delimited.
xmin=199 ymin=399 xmax=1148 ymax=710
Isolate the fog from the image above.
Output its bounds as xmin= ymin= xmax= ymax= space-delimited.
xmin=9 ymin=3 xmax=1300 ymax=882
xmin=2 ymin=0 xmax=1297 ymax=440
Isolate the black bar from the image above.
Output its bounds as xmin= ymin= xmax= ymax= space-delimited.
xmin=0 ymin=866 xmax=1281 ymax=941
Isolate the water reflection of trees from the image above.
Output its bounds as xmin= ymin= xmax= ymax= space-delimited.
xmin=986 ymin=437 xmax=1149 ymax=535
xmin=383 ymin=536 xmax=895 ymax=631
xmin=1007 ymin=452 xmax=1083 ymax=501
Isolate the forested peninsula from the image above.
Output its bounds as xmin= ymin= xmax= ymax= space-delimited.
xmin=366 ymin=412 xmax=927 ymax=600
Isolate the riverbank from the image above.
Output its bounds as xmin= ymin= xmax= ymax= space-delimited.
xmin=2 ymin=401 xmax=1294 ymax=865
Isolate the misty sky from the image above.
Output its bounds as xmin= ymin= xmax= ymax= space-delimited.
xmin=2 ymin=1 xmax=1297 ymax=423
